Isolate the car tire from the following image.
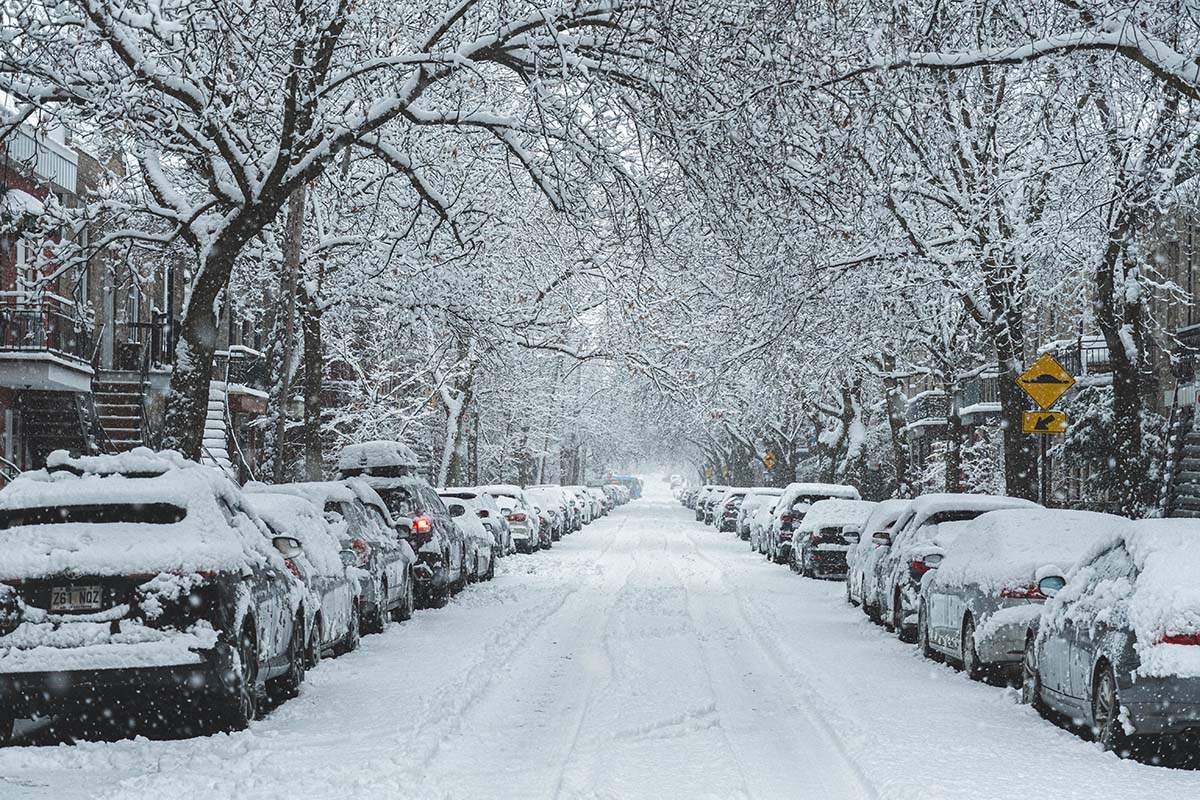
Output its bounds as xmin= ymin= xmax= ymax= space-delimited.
xmin=1020 ymin=633 xmax=1045 ymax=712
xmin=213 ymin=623 xmax=259 ymax=732
xmin=364 ymin=583 xmax=387 ymax=635
xmin=1093 ymin=662 xmax=1134 ymax=756
xmin=393 ymin=572 xmax=415 ymax=622
xmin=268 ymin=616 xmax=306 ymax=702
xmin=892 ymin=589 xmax=909 ymax=640
xmin=307 ymin=615 xmax=323 ymax=670
xmin=961 ymin=616 xmax=983 ymax=680
xmin=487 ymin=551 xmax=497 ymax=581
xmin=917 ymin=603 xmax=936 ymax=661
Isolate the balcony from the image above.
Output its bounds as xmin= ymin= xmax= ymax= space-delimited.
xmin=0 ymin=294 xmax=93 ymax=392
xmin=214 ymin=346 xmax=268 ymax=414
xmin=1046 ymin=336 xmax=1110 ymax=377
xmin=110 ymin=314 xmax=177 ymax=373
xmin=905 ymin=390 xmax=948 ymax=427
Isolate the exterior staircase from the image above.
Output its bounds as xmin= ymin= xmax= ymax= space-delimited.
xmin=14 ymin=390 xmax=99 ymax=467
xmin=200 ymin=383 xmax=234 ymax=476
xmin=92 ymin=374 xmax=145 ymax=452
xmin=1166 ymin=405 xmax=1200 ymax=518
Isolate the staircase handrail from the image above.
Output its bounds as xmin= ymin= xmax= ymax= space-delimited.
xmin=220 ymin=353 xmax=256 ymax=485
xmin=0 ymin=454 xmax=21 ymax=487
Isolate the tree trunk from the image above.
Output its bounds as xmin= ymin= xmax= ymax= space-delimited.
xmin=878 ymin=355 xmax=911 ymax=496
xmin=300 ymin=294 xmax=323 ymax=481
xmin=272 ymin=185 xmax=306 ymax=482
xmin=943 ymin=378 xmax=962 ymax=493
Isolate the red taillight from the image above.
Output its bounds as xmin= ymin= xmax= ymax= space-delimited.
xmin=1000 ymin=584 xmax=1046 ymax=600
xmin=539 ymin=515 xmax=547 ymax=526
xmin=284 ymin=559 xmax=301 ymax=579
xmin=351 ymin=538 xmax=371 ymax=566
xmin=779 ymin=532 xmax=793 ymax=540
xmin=413 ymin=517 xmax=432 ymax=534
xmin=508 ymin=512 xmax=527 ymax=523
xmin=781 ymin=514 xmax=797 ymax=524
xmin=910 ymin=558 xmax=931 ymax=578
xmin=1155 ymin=632 xmax=1200 ymax=645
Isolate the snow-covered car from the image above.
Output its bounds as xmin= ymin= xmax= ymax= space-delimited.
xmin=566 ymin=485 xmax=594 ymax=526
xmin=1020 ymin=519 xmax=1200 ymax=754
xmin=700 ymin=485 xmax=731 ymax=525
xmin=245 ymin=492 xmax=362 ymax=663
xmin=765 ymin=483 xmax=861 ymax=564
xmin=691 ymin=485 xmax=719 ymax=520
xmin=484 ymin=484 xmax=544 ymax=552
xmin=337 ymin=441 xmax=466 ymax=609
xmin=749 ymin=499 xmax=779 ymax=554
xmin=713 ymin=487 xmax=751 ymax=532
xmin=846 ymin=499 xmax=910 ymax=609
xmin=248 ymin=479 xmax=416 ymax=633
xmin=869 ymin=493 xmax=1039 ymax=641
xmin=525 ymin=486 xmax=569 ymax=542
xmin=918 ymin=509 xmax=1130 ymax=679
xmin=792 ymin=499 xmax=877 ymax=579
xmin=442 ymin=488 xmax=513 ymax=555
xmin=0 ymin=449 xmax=306 ymax=742
xmin=737 ymin=488 xmax=783 ymax=541
xmin=441 ymin=497 xmax=497 ymax=582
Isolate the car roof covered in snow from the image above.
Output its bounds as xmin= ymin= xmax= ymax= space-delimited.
xmin=933 ymin=509 xmax=1132 ymax=592
xmin=905 ymin=493 xmax=1039 ymax=526
xmin=243 ymin=492 xmax=347 ymax=577
xmin=782 ymin=482 xmax=861 ymax=501
xmin=859 ymin=499 xmax=911 ymax=533
xmin=337 ymin=440 xmax=420 ymax=473
xmin=245 ymin=480 xmax=357 ymax=507
xmin=796 ymin=499 xmax=878 ymax=533
xmin=0 ymin=448 xmax=284 ymax=578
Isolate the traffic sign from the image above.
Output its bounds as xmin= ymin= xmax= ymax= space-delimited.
xmin=704 ymin=467 xmax=713 ymax=481
xmin=1017 ymin=353 xmax=1075 ymax=410
xmin=1022 ymin=410 xmax=1068 ymax=434
xmin=762 ymin=450 xmax=777 ymax=470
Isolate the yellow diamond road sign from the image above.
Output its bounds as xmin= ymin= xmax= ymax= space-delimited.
xmin=1017 ymin=353 xmax=1075 ymax=410
xmin=762 ymin=450 xmax=777 ymax=470
xmin=1022 ymin=410 xmax=1068 ymax=434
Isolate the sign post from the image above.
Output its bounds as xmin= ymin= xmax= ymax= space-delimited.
xmin=1015 ymin=353 xmax=1076 ymax=504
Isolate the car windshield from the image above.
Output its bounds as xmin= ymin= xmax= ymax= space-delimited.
xmin=375 ymin=486 xmax=418 ymax=518
xmin=0 ymin=503 xmax=187 ymax=528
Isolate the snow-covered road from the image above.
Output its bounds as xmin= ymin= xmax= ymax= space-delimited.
xmin=4 ymin=486 xmax=1200 ymax=799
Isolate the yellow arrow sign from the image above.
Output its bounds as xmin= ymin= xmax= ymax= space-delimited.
xmin=1022 ymin=410 xmax=1068 ymax=434
xmin=762 ymin=450 xmax=777 ymax=470
xmin=1017 ymin=353 xmax=1076 ymax=410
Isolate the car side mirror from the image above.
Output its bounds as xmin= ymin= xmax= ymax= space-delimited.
xmin=339 ymin=549 xmax=358 ymax=567
xmin=844 ymin=532 xmax=861 ymax=544
xmin=871 ymin=532 xmax=892 ymax=547
xmin=273 ymin=536 xmax=303 ymax=559
xmin=449 ymin=505 xmax=466 ymax=518
xmin=1038 ymin=575 xmax=1066 ymax=598
xmin=477 ymin=509 xmax=489 ymax=518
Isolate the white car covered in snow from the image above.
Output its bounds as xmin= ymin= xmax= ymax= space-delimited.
xmin=791 ymin=498 xmax=877 ymax=579
xmin=917 ymin=508 xmax=1130 ymax=679
xmin=0 ymin=449 xmax=307 ymax=743
xmin=846 ymin=499 xmax=911 ymax=609
xmin=736 ymin=488 xmax=783 ymax=541
xmin=440 ymin=495 xmax=498 ymax=582
xmin=764 ymin=482 xmax=861 ymax=564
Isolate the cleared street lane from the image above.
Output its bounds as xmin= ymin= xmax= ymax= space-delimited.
xmin=2 ymin=487 xmax=1199 ymax=799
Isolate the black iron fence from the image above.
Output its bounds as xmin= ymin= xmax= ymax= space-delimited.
xmin=905 ymin=391 xmax=949 ymax=426
xmin=0 ymin=297 xmax=92 ymax=363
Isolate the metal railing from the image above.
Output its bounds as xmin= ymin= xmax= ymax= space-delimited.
xmin=905 ymin=391 xmax=949 ymax=426
xmin=959 ymin=374 xmax=1000 ymax=408
xmin=214 ymin=346 xmax=267 ymax=392
xmin=0 ymin=296 xmax=92 ymax=363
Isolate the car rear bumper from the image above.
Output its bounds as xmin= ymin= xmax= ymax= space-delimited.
xmin=809 ymin=551 xmax=847 ymax=578
xmin=1123 ymin=676 xmax=1200 ymax=735
xmin=0 ymin=644 xmax=234 ymax=717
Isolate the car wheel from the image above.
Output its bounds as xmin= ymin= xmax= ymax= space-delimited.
xmin=268 ymin=615 xmax=306 ymax=702
xmin=395 ymin=572 xmax=415 ymax=621
xmin=1093 ymin=662 xmax=1134 ymax=756
xmin=365 ymin=583 xmax=386 ymax=635
xmin=891 ymin=590 xmax=907 ymax=639
xmin=1020 ymin=633 xmax=1045 ymax=712
xmin=918 ymin=603 xmax=938 ymax=661
xmin=307 ymin=615 xmax=323 ymax=670
xmin=487 ymin=551 xmax=497 ymax=580
xmin=213 ymin=623 xmax=259 ymax=732
xmin=961 ymin=616 xmax=983 ymax=680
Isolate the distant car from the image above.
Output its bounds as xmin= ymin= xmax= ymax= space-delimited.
xmin=713 ymin=488 xmax=751 ymax=531
xmin=1020 ymin=519 xmax=1200 ymax=754
xmin=442 ymin=488 xmax=513 ymax=555
xmin=792 ymin=499 xmax=877 ymax=579
xmin=0 ymin=449 xmax=306 ymax=741
xmin=868 ymin=493 xmax=1039 ymax=641
xmin=765 ymin=483 xmax=861 ymax=564
xmin=846 ymin=499 xmax=910 ymax=609
xmin=483 ymin=485 xmax=544 ymax=552
xmin=525 ymin=486 xmax=569 ymax=542
xmin=737 ymin=489 xmax=783 ymax=541
xmin=337 ymin=441 xmax=466 ymax=608
xmin=586 ymin=486 xmax=609 ymax=517
xmin=918 ymin=509 xmax=1128 ymax=680
xmin=440 ymin=497 xmax=497 ymax=582
xmin=245 ymin=493 xmax=361 ymax=664
xmin=749 ymin=499 xmax=779 ymax=554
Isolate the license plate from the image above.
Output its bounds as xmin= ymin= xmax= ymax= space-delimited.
xmin=51 ymin=585 xmax=104 ymax=612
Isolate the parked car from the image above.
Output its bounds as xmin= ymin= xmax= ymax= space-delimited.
xmin=765 ymin=483 xmax=861 ymax=564
xmin=245 ymin=493 xmax=361 ymax=663
xmin=868 ymin=493 xmax=1038 ymax=641
xmin=713 ymin=488 xmax=751 ymax=531
xmin=846 ymin=499 xmax=910 ymax=609
xmin=337 ymin=441 xmax=466 ymax=608
xmin=0 ymin=449 xmax=306 ymax=742
xmin=1020 ymin=519 xmax=1200 ymax=754
xmin=440 ymin=497 xmax=497 ymax=582
xmin=566 ymin=486 xmax=594 ymax=526
xmin=918 ymin=508 xmax=1129 ymax=680
xmin=692 ymin=485 xmax=721 ymax=520
xmin=442 ymin=488 xmax=514 ymax=555
xmin=248 ymin=479 xmax=416 ymax=633
xmin=749 ymin=498 xmax=780 ymax=554
xmin=792 ymin=499 xmax=877 ymax=579
xmin=525 ymin=486 xmax=569 ymax=542
xmin=483 ymin=484 xmax=545 ymax=551
xmin=700 ymin=486 xmax=731 ymax=525
xmin=737 ymin=488 xmax=784 ymax=541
